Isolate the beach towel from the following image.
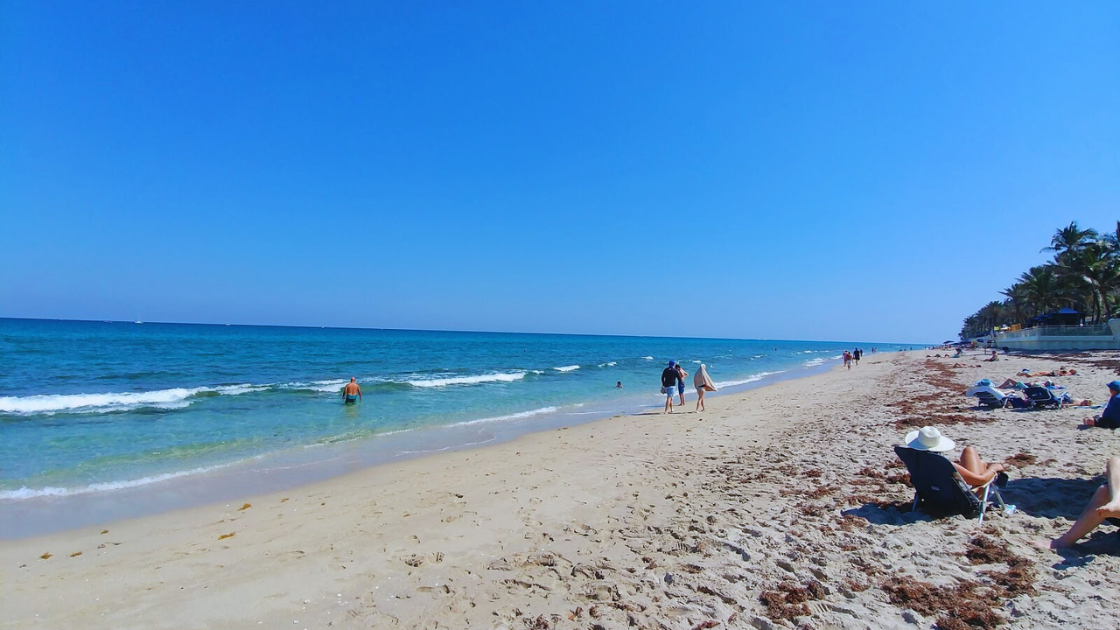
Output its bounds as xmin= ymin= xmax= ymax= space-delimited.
xmin=694 ymin=364 xmax=716 ymax=391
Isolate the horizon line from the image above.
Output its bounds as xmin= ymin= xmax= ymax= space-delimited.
xmin=0 ymin=316 xmax=932 ymax=347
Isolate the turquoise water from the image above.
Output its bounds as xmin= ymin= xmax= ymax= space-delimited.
xmin=0 ymin=318 xmax=909 ymax=501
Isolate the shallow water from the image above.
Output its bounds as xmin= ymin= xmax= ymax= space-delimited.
xmin=0 ymin=319 xmax=905 ymax=511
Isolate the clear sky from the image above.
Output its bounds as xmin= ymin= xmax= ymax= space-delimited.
xmin=2 ymin=2 xmax=1117 ymax=344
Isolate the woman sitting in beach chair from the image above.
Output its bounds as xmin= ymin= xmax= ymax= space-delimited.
xmin=894 ymin=427 xmax=1009 ymax=522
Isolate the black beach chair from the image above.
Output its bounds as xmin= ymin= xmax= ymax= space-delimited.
xmin=1024 ymin=386 xmax=1063 ymax=409
xmin=893 ymin=446 xmax=1008 ymax=523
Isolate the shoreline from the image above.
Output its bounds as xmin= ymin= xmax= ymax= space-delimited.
xmin=11 ymin=349 xmax=1118 ymax=628
xmin=0 ymin=358 xmax=842 ymax=540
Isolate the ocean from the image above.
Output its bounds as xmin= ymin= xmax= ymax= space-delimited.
xmin=0 ymin=318 xmax=910 ymax=535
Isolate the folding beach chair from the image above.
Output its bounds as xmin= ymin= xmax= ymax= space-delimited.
xmin=893 ymin=446 xmax=1009 ymax=524
xmin=973 ymin=391 xmax=1007 ymax=408
xmin=965 ymin=384 xmax=1010 ymax=409
xmin=1023 ymin=386 xmax=1063 ymax=409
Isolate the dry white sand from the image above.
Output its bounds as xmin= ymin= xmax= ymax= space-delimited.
xmin=5 ymin=350 xmax=1120 ymax=629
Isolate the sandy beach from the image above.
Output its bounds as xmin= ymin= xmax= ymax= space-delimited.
xmin=5 ymin=349 xmax=1120 ymax=629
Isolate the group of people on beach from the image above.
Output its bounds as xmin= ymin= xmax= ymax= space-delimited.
xmin=842 ymin=348 xmax=864 ymax=370
xmin=907 ymin=373 xmax=1120 ymax=549
xmin=660 ymin=361 xmax=716 ymax=413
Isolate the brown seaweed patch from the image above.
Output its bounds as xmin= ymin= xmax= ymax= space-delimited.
xmin=760 ymin=580 xmax=826 ymax=621
xmin=1004 ymin=453 xmax=1037 ymax=468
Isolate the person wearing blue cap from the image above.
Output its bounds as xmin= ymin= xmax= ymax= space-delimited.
xmin=1084 ymin=381 xmax=1120 ymax=429
xmin=661 ymin=361 xmax=680 ymax=413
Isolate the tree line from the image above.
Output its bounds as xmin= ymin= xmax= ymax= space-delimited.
xmin=960 ymin=221 xmax=1120 ymax=339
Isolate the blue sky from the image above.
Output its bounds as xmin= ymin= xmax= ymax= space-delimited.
xmin=2 ymin=2 xmax=1117 ymax=344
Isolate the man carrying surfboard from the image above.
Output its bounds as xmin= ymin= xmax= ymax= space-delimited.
xmin=342 ymin=377 xmax=362 ymax=404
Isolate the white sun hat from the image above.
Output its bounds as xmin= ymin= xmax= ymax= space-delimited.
xmin=903 ymin=426 xmax=955 ymax=452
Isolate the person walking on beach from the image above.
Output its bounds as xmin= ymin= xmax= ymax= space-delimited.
xmin=675 ymin=363 xmax=688 ymax=407
xmin=342 ymin=377 xmax=362 ymax=404
xmin=661 ymin=361 xmax=679 ymax=413
xmin=694 ymin=363 xmax=716 ymax=412
xmin=843 ymin=351 xmax=852 ymax=370
xmin=852 ymin=348 xmax=860 ymax=366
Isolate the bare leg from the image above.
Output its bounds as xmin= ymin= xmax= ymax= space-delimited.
xmin=1051 ymin=456 xmax=1120 ymax=548
xmin=695 ymin=388 xmax=705 ymax=412
xmin=664 ymin=394 xmax=673 ymax=414
xmin=678 ymin=388 xmax=685 ymax=407
xmin=958 ymin=446 xmax=1005 ymax=477
xmin=958 ymin=446 xmax=985 ymax=475
xmin=1096 ymin=456 xmax=1120 ymax=518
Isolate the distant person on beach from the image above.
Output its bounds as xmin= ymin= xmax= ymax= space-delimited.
xmin=1040 ymin=455 xmax=1120 ymax=550
xmin=843 ymin=351 xmax=852 ymax=370
xmin=853 ymin=349 xmax=860 ymax=366
xmin=342 ymin=377 xmax=362 ymax=404
xmin=985 ymin=350 xmax=999 ymax=362
xmin=616 ymin=381 xmax=623 ymax=388
xmin=675 ymin=363 xmax=688 ymax=406
xmin=1083 ymin=381 xmax=1120 ymax=429
xmin=694 ymin=363 xmax=716 ymax=412
xmin=661 ymin=361 xmax=679 ymax=413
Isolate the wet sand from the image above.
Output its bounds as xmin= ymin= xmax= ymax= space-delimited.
xmin=5 ymin=349 xmax=1120 ymax=629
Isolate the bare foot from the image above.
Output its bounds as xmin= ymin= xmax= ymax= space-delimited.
xmin=1095 ymin=500 xmax=1120 ymax=519
xmin=1028 ymin=538 xmax=1059 ymax=551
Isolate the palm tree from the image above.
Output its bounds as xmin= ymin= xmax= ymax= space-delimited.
xmin=1042 ymin=221 xmax=1098 ymax=256
xmin=1104 ymin=221 xmax=1120 ymax=253
xmin=1058 ymin=241 xmax=1120 ymax=323
xmin=979 ymin=300 xmax=1005 ymax=332
xmin=1000 ymin=283 xmax=1028 ymax=325
xmin=1019 ymin=266 xmax=1059 ymax=316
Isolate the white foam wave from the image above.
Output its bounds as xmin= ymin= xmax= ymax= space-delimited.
xmin=713 ymin=371 xmax=785 ymax=388
xmin=447 ymin=406 xmax=559 ymax=428
xmin=598 ymin=362 xmax=617 ymax=367
xmin=642 ymin=356 xmax=653 ymax=360
xmin=406 ymin=372 xmax=527 ymax=388
xmin=553 ymin=365 xmax=580 ymax=372
xmin=0 ymin=384 xmax=259 ymax=415
xmin=803 ymin=358 xmax=826 ymax=367
xmin=284 ymin=379 xmax=349 ymax=393
xmin=0 ymin=462 xmax=235 ymax=500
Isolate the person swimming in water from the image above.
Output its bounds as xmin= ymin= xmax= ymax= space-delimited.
xmin=342 ymin=377 xmax=362 ymax=404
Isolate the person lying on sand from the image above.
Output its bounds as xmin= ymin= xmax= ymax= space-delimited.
xmin=1039 ymin=455 xmax=1120 ymax=550
xmin=1083 ymin=381 xmax=1120 ymax=429
xmin=903 ymin=426 xmax=1006 ymax=490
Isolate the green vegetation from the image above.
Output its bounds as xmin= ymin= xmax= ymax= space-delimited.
xmin=960 ymin=221 xmax=1120 ymax=339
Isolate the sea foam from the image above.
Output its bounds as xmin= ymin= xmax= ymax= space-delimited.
xmin=713 ymin=371 xmax=785 ymax=389
xmin=553 ymin=365 xmax=580 ymax=372
xmin=0 ymin=462 xmax=236 ymax=500
xmin=405 ymin=372 xmax=527 ymax=388
xmin=0 ymin=385 xmax=259 ymax=415
xmin=447 ymin=406 xmax=560 ymax=427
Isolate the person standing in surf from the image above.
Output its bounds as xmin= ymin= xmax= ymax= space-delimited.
xmin=342 ymin=377 xmax=362 ymax=404
xmin=661 ymin=361 xmax=679 ymax=413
